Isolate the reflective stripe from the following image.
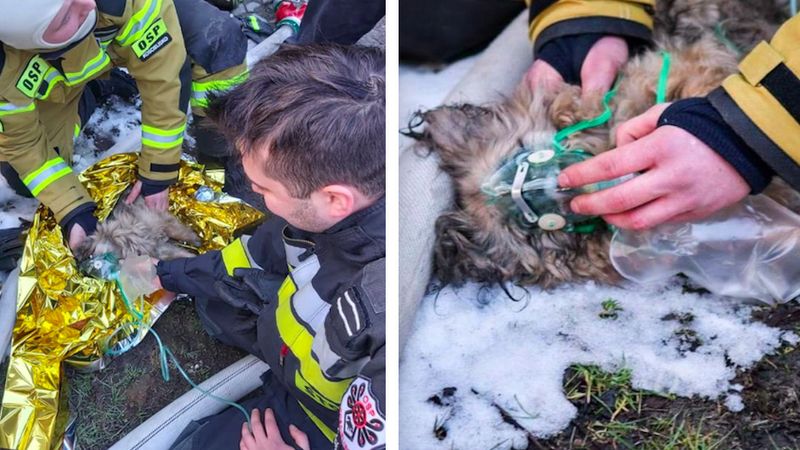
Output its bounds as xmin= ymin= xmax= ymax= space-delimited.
xmin=117 ymin=0 xmax=163 ymax=46
xmin=141 ymin=124 xmax=186 ymax=150
xmin=0 ymin=102 xmax=35 ymax=116
xmin=298 ymin=402 xmax=336 ymax=442
xmin=248 ymin=15 xmax=260 ymax=32
xmin=37 ymin=69 xmax=66 ymax=99
xmin=65 ymin=50 xmax=111 ymax=85
xmin=311 ymin=324 xmax=368 ymax=379
xmin=23 ymin=157 xmax=72 ymax=196
xmin=190 ymin=70 xmax=249 ymax=109
xmin=74 ymin=124 xmax=81 ymax=138
xmin=221 ymin=238 xmax=252 ymax=276
xmin=276 ymin=275 xmax=351 ymax=409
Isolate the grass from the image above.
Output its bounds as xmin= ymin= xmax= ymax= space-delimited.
xmin=586 ymin=414 xmax=731 ymax=450
xmin=599 ymin=298 xmax=624 ymax=320
xmin=70 ymin=363 xmax=151 ymax=447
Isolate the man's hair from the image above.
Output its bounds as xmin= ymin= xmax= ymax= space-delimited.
xmin=207 ymin=44 xmax=385 ymax=199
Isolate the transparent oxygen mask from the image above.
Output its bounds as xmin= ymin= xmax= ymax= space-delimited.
xmin=481 ymin=148 xmax=632 ymax=232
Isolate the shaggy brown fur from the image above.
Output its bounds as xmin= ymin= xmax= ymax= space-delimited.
xmin=414 ymin=0 xmax=793 ymax=288
xmin=76 ymin=197 xmax=201 ymax=262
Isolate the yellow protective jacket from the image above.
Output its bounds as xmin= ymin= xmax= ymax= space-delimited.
xmin=527 ymin=0 xmax=655 ymax=53
xmin=709 ymin=14 xmax=800 ymax=191
xmin=0 ymin=0 xmax=189 ymax=224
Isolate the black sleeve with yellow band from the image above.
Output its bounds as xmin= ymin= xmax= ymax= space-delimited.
xmin=157 ymin=216 xmax=289 ymax=298
xmin=527 ymin=0 xmax=655 ymax=54
xmin=708 ymin=14 xmax=800 ymax=191
xmin=107 ymin=0 xmax=190 ymax=188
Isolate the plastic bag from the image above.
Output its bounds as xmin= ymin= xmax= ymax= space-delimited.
xmin=118 ymin=255 xmax=159 ymax=300
xmin=610 ymin=195 xmax=800 ymax=303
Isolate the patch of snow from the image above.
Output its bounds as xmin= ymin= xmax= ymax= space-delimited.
xmin=400 ymin=280 xmax=788 ymax=449
xmin=782 ymin=331 xmax=800 ymax=346
xmin=725 ymin=394 xmax=745 ymax=412
xmin=73 ymin=98 xmax=141 ymax=173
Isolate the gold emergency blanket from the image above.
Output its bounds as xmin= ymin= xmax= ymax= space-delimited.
xmin=0 ymin=153 xmax=264 ymax=450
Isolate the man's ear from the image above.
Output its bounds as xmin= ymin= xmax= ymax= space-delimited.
xmin=319 ymin=185 xmax=356 ymax=220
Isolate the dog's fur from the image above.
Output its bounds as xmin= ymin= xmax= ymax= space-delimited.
xmin=76 ymin=197 xmax=201 ymax=262
xmin=413 ymin=0 xmax=794 ymax=288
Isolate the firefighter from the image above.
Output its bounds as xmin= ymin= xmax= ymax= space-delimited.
xmin=0 ymin=0 xmax=249 ymax=253
xmin=135 ymin=44 xmax=387 ymax=450
xmin=523 ymin=0 xmax=800 ymax=230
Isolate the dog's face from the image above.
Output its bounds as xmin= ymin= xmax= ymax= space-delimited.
xmin=414 ymin=85 xmax=618 ymax=288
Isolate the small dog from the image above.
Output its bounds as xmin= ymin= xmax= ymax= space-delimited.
xmin=76 ymin=197 xmax=201 ymax=262
xmin=412 ymin=0 xmax=792 ymax=289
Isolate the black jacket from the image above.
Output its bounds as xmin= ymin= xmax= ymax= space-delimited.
xmin=158 ymin=198 xmax=386 ymax=449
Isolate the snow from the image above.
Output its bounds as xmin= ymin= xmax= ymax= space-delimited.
xmin=400 ymin=280 xmax=795 ymax=448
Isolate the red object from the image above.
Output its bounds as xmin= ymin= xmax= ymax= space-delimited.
xmin=280 ymin=343 xmax=289 ymax=366
xmin=275 ymin=1 xmax=307 ymax=33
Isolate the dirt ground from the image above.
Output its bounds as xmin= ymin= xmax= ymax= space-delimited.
xmin=426 ymin=301 xmax=800 ymax=450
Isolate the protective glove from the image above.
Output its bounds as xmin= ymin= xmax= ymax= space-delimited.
xmin=213 ymin=268 xmax=283 ymax=315
xmin=118 ymin=255 xmax=160 ymax=300
xmin=139 ymin=178 xmax=171 ymax=197
xmin=61 ymin=206 xmax=98 ymax=239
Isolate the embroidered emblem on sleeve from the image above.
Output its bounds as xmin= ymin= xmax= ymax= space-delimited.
xmin=339 ymin=377 xmax=385 ymax=449
xmin=133 ymin=18 xmax=172 ymax=61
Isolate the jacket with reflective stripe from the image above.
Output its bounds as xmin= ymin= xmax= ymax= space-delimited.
xmin=0 ymin=0 xmax=187 ymax=221
xmin=709 ymin=14 xmax=800 ymax=191
xmin=158 ymin=198 xmax=386 ymax=447
xmin=527 ymin=0 xmax=655 ymax=53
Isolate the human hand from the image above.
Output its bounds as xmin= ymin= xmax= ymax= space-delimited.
xmin=558 ymin=105 xmax=750 ymax=230
xmin=240 ymin=409 xmax=310 ymax=450
xmin=126 ymin=181 xmax=169 ymax=211
xmin=526 ymin=36 xmax=629 ymax=98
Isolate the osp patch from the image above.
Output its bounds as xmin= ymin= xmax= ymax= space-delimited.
xmin=133 ymin=18 xmax=172 ymax=61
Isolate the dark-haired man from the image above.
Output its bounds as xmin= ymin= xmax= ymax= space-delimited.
xmin=156 ymin=44 xmax=386 ymax=450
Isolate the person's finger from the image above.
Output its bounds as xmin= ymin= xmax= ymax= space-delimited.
xmin=614 ymin=103 xmax=671 ymax=147
xmin=289 ymin=425 xmax=311 ymax=450
xmin=241 ymin=422 xmax=256 ymax=449
xmin=666 ymin=210 xmax=706 ymax=225
xmin=581 ymin=36 xmax=628 ymax=98
xmin=263 ymin=409 xmax=281 ymax=439
xmin=526 ymin=59 xmax=564 ymax=93
xmin=250 ymin=409 xmax=267 ymax=442
xmin=126 ymin=181 xmax=142 ymax=205
xmin=602 ymin=195 xmax=693 ymax=230
xmin=558 ymin=135 xmax=658 ymax=188
xmin=569 ymin=171 xmax=665 ymax=216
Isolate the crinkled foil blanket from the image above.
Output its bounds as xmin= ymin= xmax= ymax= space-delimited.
xmin=0 ymin=153 xmax=265 ymax=450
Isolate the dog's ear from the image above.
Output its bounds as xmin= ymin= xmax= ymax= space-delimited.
xmin=434 ymin=209 xmax=505 ymax=286
xmin=409 ymin=104 xmax=497 ymax=163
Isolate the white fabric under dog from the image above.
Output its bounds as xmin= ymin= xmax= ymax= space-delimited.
xmin=398 ymin=12 xmax=533 ymax=352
